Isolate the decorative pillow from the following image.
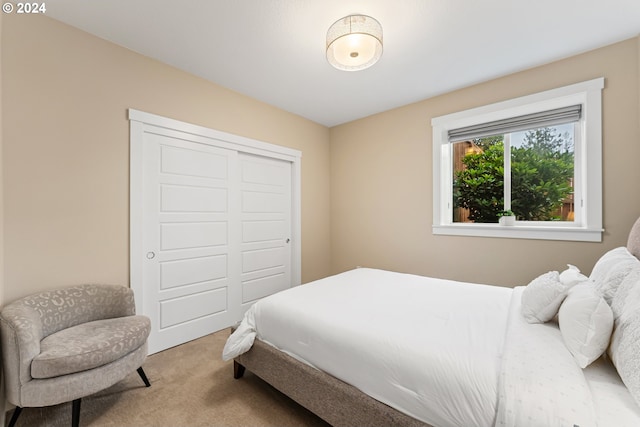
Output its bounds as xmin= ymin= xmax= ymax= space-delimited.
xmin=559 ymin=264 xmax=588 ymax=287
xmin=558 ymin=284 xmax=613 ymax=368
xmin=610 ymin=264 xmax=640 ymax=322
xmin=608 ymin=305 xmax=640 ymax=407
xmin=521 ymin=271 xmax=563 ymax=323
xmin=608 ymin=262 xmax=640 ymax=406
xmin=590 ymin=246 xmax=638 ymax=305
xmin=521 ymin=265 xmax=588 ymax=324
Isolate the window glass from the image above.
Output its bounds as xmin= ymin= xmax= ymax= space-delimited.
xmin=511 ymin=124 xmax=574 ymax=222
xmin=452 ymin=125 xmax=575 ymax=224
xmin=452 ymin=136 xmax=504 ymax=223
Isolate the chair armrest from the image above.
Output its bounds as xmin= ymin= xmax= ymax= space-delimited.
xmin=0 ymin=304 xmax=45 ymax=404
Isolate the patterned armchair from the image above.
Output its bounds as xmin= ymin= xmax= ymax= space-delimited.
xmin=0 ymin=284 xmax=151 ymax=427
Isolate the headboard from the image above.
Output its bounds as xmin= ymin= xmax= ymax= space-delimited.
xmin=627 ymin=216 xmax=640 ymax=259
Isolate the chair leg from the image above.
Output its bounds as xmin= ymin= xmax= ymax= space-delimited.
xmin=71 ymin=399 xmax=81 ymax=427
xmin=137 ymin=366 xmax=151 ymax=387
xmin=7 ymin=373 xmax=146 ymax=427
xmin=7 ymin=406 xmax=23 ymax=427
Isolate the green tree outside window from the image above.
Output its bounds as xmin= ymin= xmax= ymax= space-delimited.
xmin=453 ymin=127 xmax=574 ymax=223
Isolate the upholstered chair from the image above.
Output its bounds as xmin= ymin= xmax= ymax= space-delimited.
xmin=0 ymin=284 xmax=151 ymax=427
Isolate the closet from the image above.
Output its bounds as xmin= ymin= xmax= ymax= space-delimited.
xmin=129 ymin=110 xmax=301 ymax=354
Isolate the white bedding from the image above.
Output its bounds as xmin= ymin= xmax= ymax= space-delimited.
xmin=225 ymin=268 xmax=512 ymax=426
xmin=496 ymin=287 xmax=597 ymax=427
xmin=223 ymin=268 xmax=640 ymax=427
xmin=584 ymin=357 xmax=640 ymax=427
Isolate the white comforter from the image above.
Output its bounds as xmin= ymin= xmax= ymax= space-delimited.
xmin=222 ymin=268 xmax=612 ymax=427
xmin=495 ymin=286 xmax=597 ymax=427
xmin=224 ymin=268 xmax=511 ymax=426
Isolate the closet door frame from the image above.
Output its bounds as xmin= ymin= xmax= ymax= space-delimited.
xmin=129 ymin=108 xmax=302 ymax=316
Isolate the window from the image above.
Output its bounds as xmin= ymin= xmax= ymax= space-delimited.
xmin=431 ymin=78 xmax=604 ymax=241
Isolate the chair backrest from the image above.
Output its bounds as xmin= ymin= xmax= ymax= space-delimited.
xmin=5 ymin=284 xmax=135 ymax=338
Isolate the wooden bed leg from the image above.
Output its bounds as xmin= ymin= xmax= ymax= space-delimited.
xmin=233 ymin=360 xmax=246 ymax=379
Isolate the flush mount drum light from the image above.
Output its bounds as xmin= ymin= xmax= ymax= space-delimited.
xmin=326 ymin=15 xmax=383 ymax=71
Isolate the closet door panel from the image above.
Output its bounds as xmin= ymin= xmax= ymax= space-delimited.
xmin=239 ymin=153 xmax=292 ymax=309
xmin=142 ymin=133 xmax=240 ymax=354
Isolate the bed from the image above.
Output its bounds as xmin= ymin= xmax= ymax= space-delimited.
xmin=223 ymin=217 xmax=640 ymax=427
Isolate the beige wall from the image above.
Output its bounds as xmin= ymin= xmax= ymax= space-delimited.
xmin=0 ymin=8 xmax=5 ymax=426
xmin=0 ymin=7 xmax=4 ymax=308
xmin=3 ymin=13 xmax=639 ymax=301
xmin=330 ymin=37 xmax=640 ymax=287
xmin=2 ymin=14 xmax=331 ymax=303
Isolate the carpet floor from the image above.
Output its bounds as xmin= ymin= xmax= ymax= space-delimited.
xmin=6 ymin=329 xmax=331 ymax=427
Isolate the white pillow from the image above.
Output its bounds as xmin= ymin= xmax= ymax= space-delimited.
xmin=558 ymin=284 xmax=613 ymax=368
xmin=590 ymin=246 xmax=638 ymax=305
xmin=608 ymin=303 xmax=640 ymax=407
xmin=610 ymin=265 xmax=640 ymax=322
xmin=521 ymin=265 xmax=587 ymax=324
xmin=559 ymin=264 xmax=588 ymax=287
xmin=608 ymin=263 xmax=640 ymax=407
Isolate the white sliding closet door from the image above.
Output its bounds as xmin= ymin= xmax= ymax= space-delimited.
xmin=239 ymin=153 xmax=292 ymax=313
xmin=142 ymin=134 xmax=240 ymax=354
xmin=130 ymin=109 xmax=301 ymax=355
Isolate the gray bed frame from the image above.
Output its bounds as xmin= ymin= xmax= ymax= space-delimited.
xmin=234 ymin=217 xmax=640 ymax=427
xmin=233 ymin=338 xmax=430 ymax=427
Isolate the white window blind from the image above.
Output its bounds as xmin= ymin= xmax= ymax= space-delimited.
xmin=447 ymin=104 xmax=582 ymax=142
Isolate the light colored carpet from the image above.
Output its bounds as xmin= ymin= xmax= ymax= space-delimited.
xmin=6 ymin=329 xmax=331 ymax=427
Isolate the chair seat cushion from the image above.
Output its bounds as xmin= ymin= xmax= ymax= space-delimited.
xmin=31 ymin=315 xmax=150 ymax=379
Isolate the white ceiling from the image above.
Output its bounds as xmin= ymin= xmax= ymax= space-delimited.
xmin=45 ymin=0 xmax=640 ymax=127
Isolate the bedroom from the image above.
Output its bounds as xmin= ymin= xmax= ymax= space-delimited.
xmin=1 ymin=1 xmax=640 ymax=426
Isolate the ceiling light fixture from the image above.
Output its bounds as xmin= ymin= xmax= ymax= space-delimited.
xmin=326 ymin=15 xmax=383 ymax=71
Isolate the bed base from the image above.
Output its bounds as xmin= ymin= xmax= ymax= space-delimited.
xmin=233 ymin=337 xmax=431 ymax=427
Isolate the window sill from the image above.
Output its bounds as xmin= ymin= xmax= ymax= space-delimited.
xmin=432 ymin=223 xmax=603 ymax=242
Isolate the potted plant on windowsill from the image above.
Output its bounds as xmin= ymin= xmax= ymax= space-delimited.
xmin=498 ymin=210 xmax=516 ymax=226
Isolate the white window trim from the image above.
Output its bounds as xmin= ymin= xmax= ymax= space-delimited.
xmin=431 ymin=78 xmax=604 ymax=242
